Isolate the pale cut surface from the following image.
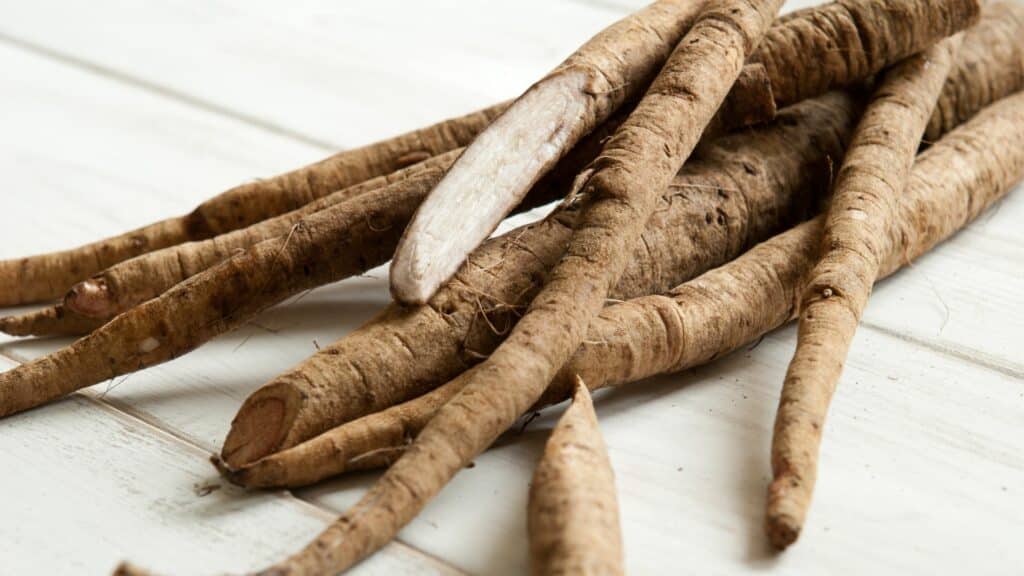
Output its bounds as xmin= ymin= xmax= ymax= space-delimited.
xmin=388 ymin=0 xmax=706 ymax=305
xmin=390 ymin=73 xmax=589 ymax=304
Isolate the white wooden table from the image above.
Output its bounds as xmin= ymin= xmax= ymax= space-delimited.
xmin=0 ymin=1 xmax=1021 ymax=574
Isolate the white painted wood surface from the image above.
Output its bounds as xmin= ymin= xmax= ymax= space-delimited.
xmin=0 ymin=1 xmax=1021 ymax=574
xmin=0 ymin=357 xmax=457 ymax=576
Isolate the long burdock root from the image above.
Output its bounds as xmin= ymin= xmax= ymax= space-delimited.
xmin=389 ymin=0 xmax=707 ymax=304
xmin=246 ymin=1 xmax=786 ymax=572
xmin=0 ymin=109 xmax=625 ymax=418
xmin=230 ymin=91 xmax=1024 ymax=491
xmin=62 ymin=151 xmax=461 ymax=322
xmin=222 ymin=92 xmax=858 ymax=470
xmin=0 ymin=167 xmax=448 ymax=418
xmin=0 ymin=104 xmax=507 ymax=308
xmin=529 ymin=379 xmax=622 ymax=576
xmin=69 ymin=0 xmax=1002 ymax=328
xmin=223 ymin=20 xmax=1024 ymax=468
xmin=765 ymin=33 xmax=964 ymax=549
xmin=44 ymin=64 xmax=773 ymax=331
xmin=559 ymin=92 xmax=1024 ymax=405
xmin=925 ymin=1 xmax=1024 ymax=142
xmin=0 ymin=153 xmax=455 ymax=338
xmin=390 ymin=0 xmax=981 ymax=304
xmin=752 ymin=0 xmax=980 ymax=108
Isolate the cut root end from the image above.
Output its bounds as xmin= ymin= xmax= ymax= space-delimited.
xmin=390 ymin=70 xmax=592 ymax=305
xmin=65 ymin=278 xmax=114 ymax=318
xmin=221 ymin=385 xmax=301 ymax=469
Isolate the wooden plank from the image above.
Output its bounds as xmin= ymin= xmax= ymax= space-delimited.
xmin=0 ymin=354 xmax=460 ymax=575
xmin=0 ymin=42 xmax=325 ymax=259
xmin=0 ymin=207 xmax=548 ymax=452
xmin=861 ymin=193 xmax=1024 ymax=375
xmin=0 ymin=39 xmax=462 ymax=574
xmin=299 ymin=326 xmax=1024 ymax=575
xmin=0 ymin=37 xmax=322 ymax=346
xmin=0 ymin=29 xmax=546 ymax=448
xmin=0 ymin=0 xmax=632 ymax=148
xmin=0 ymin=277 xmax=388 ymax=451
xmin=0 ymin=2 xmax=1021 ymax=574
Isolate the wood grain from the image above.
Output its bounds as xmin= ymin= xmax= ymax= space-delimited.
xmin=0 ymin=1 xmax=1020 ymax=574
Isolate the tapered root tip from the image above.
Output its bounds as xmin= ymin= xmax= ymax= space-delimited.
xmin=765 ymin=512 xmax=801 ymax=550
xmin=221 ymin=384 xmax=302 ymax=469
xmin=766 ymin=475 xmax=804 ymax=550
xmin=65 ymin=278 xmax=113 ymax=318
xmin=211 ymin=453 xmax=282 ymax=489
xmin=210 ymin=455 xmax=246 ymax=486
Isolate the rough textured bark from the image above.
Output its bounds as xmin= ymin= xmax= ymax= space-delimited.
xmin=0 ymin=103 xmax=506 ymax=306
xmin=247 ymin=1 xmax=785 ymax=573
xmin=925 ymin=1 xmax=1024 ymax=142
xmin=751 ymin=0 xmax=980 ymax=107
xmin=229 ymin=92 xmax=1024 ymax=492
xmin=223 ymin=92 xmax=857 ymax=469
xmin=389 ymin=0 xmax=708 ymax=304
xmin=766 ymin=33 xmax=965 ymax=549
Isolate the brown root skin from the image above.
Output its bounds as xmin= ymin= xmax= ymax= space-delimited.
xmin=250 ymin=1 xmax=785 ymax=572
xmin=709 ymin=63 xmax=776 ymax=134
xmin=223 ymin=91 xmax=858 ymax=470
xmin=529 ymin=379 xmax=622 ymax=576
xmin=223 ymin=370 xmax=477 ymax=488
xmin=767 ymin=34 xmax=964 ymax=550
xmin=17 ymin=2 xmax=1017 ymax=339
xmin=63 ymin=150 xmax=462 ymax=321
xmin=0 ymin=304 xmax=103 ymax=338
xmin=925 ymin=2 xmax=1024 ymax=142
xmin=0 ymin=167 xmax=447 ymax=419
xmin=0 ymin=109 xmax=610 ymax=419
xmin=389 ymin=0 xmax=707 ymax=305
xmin=751 ymin=0 xmax=981 ymax=108
xmin=0 ymin=104 xmax=506 ymax=308
xmin=58 ymin=62 xmax=773 ymax=328
xmin=231 ymin=92 xmax=1024 ymax=494
xmin=224 ymin=20 xmax=1024 ymax=469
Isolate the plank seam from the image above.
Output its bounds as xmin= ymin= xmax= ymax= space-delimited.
xmin=0 ymin=347 xmax=467 ymax=575
xmin=860 ymin=321 xmax=1024 ymax=379
xmin=0 ymin=29 xmax=341 ymax=152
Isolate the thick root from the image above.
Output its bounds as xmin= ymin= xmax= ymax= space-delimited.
xmin=0 ymin=104 xmax=506 ymax=307
xmin=231 ymin=93 xmax=1024 ymax=493
xmin=223 ymin=92 xmax=858 ymax=469
xmin=752 ymin=0 xmax=980 ymax=107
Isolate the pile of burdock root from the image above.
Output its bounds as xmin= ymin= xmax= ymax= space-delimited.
xmin=2 ymin=0 xmax=1022 ymax=574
